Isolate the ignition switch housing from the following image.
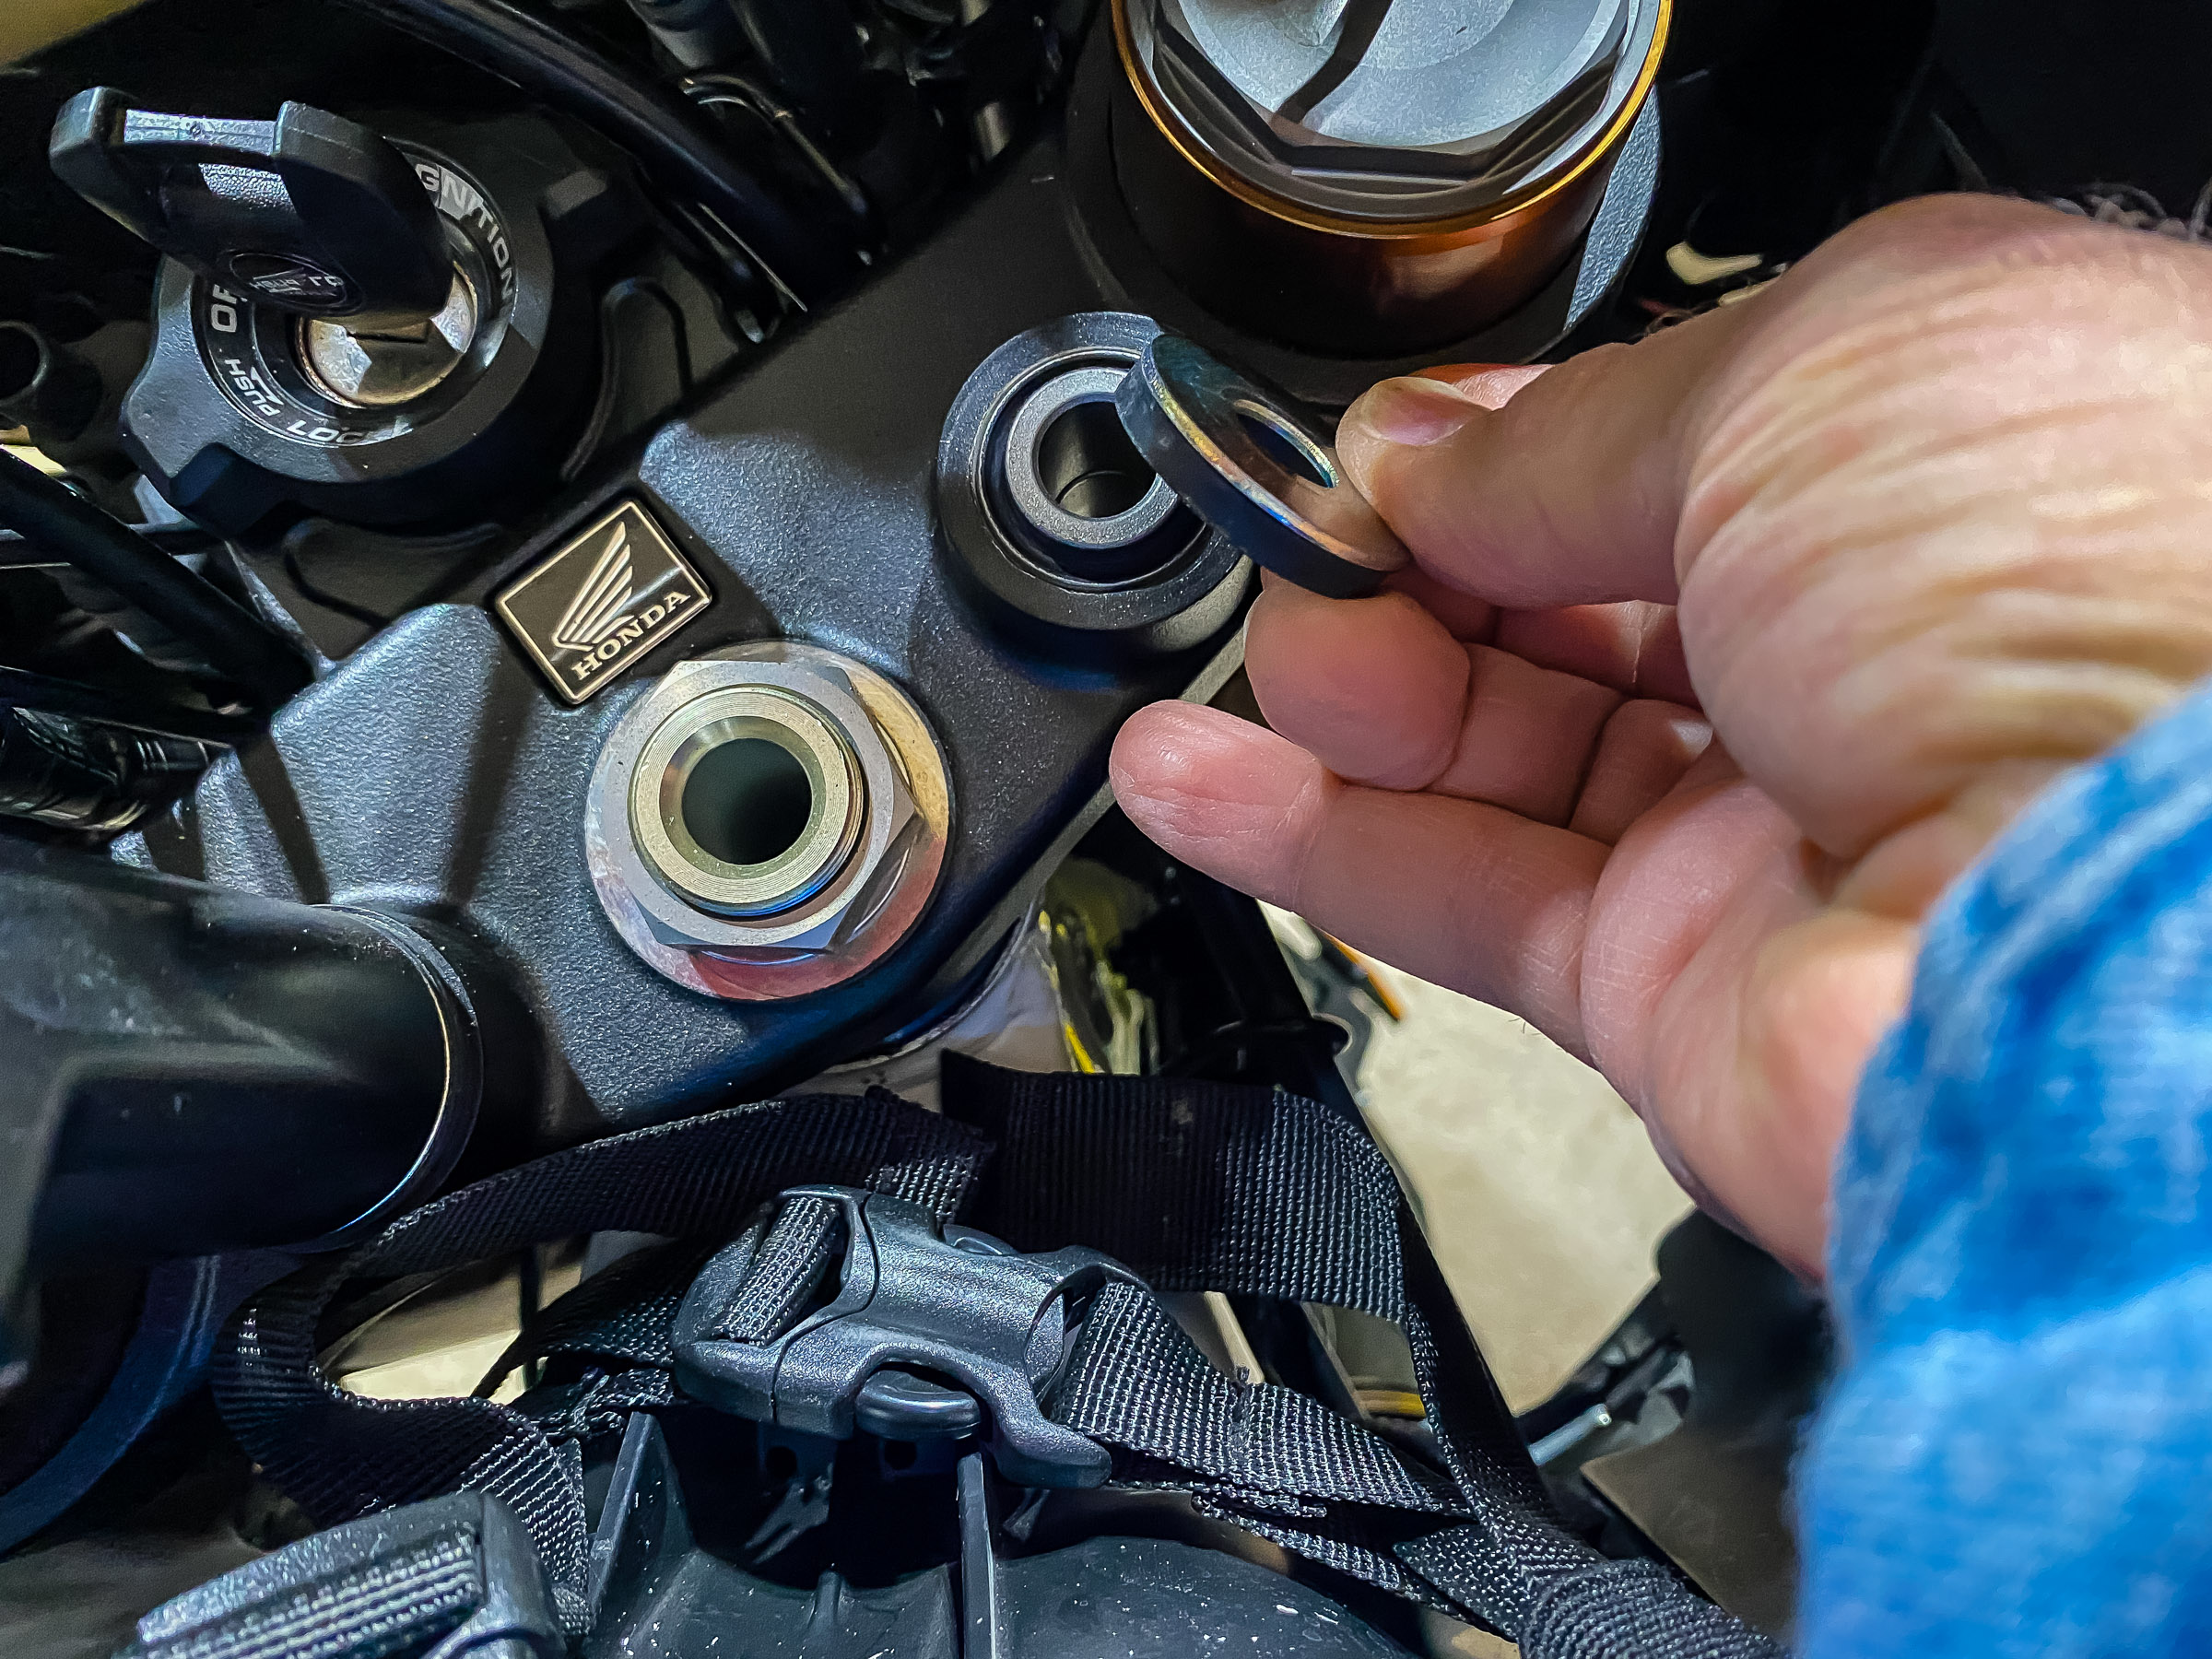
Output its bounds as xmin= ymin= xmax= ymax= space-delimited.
xmin=117 ymin=113 xmax=638 ymax=536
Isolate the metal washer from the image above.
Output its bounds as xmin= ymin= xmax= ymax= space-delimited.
xmin=933 ymin=310 xmax=1251 ymax=658
xmin=629 ymin=685 xmax=864 ymax=919
xmin=1114 ymin=334 xmax=1410 ymax=599
xmin=1000 ymin=363 xmax=1181 ymax=558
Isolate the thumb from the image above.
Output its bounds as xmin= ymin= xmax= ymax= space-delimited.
xmin=1334 ymin=306 xmax=1759 ymax=610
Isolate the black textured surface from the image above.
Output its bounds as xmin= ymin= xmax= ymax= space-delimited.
xmin=583 ymin=1413 xmax=1413 ymax=1658
xmin=118 ymin=124 xmax=1250 ymax=1135
xmin=116 ymin=1489 xmax=563 ymax=1659
xmin=1519 ymin=1559 xmax=1783 ymax=1659
xmin=1054 ymin=1282 xmax=1460 ymax=1512
xmin=1007 ymin=1535 xmax=1416 ymax=1656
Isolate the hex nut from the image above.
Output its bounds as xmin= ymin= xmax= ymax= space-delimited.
xmin=585 ymin=641 xmax=951 ymax=1001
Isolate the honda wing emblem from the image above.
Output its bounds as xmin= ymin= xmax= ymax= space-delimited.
xmin=551 ymin=522 xmax=635 ymax=650
xmin=495 ymin=500 xmax=714 ymax=705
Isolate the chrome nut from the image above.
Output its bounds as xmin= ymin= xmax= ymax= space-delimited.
xmin=585 ymin=641 xmax=951 ymax=1001
xmin=624 ymin=665 xmax=913 ymax=952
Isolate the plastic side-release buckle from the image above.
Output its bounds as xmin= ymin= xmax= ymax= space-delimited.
xmin=670 ymin=1183 xmax=1141 ymax=1488
xmin=118 ymin=1489 xmax=563 ymax=1659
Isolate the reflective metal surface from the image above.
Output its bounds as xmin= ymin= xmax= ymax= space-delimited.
xmin=586 ymin=642 xmax=952 ymax=1001
xmin=1112 ymin=0 xmax=1669 ymax=352
xmin=300 ymin=265 xmax=477 ymax=408
xmin=1000 ymin=364 xmax=1182 ymax=560
xmin=1115 ymin=334 xmax=1407 ymax=596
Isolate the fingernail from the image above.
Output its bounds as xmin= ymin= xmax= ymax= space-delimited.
xmin=1346 ymin=376 xmax=1482 ymax=448
xmin=1337 ymin=377 xmax=1482 ymax=501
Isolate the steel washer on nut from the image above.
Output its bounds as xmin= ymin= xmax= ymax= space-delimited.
xmin=602 ymin=660 xmax=898 ymax=949
xmin=629 ymin=685 xmax=864 ymax=919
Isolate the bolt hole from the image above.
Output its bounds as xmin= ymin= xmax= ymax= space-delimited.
xmin=763 ymin=1444 xmax=799 ymax=1483
xmin=882 ymin=1440 xmax=919 ymax=1470
xmin=0 ymin=325 xmax=45 ymax=403
xmin=681 ymin=736 xmax=815 ymax=867
xmin=1236 ymin=403 xmax=1335 ymax=488
xmin=1036 ymin=397 xmax=1156 ymax=520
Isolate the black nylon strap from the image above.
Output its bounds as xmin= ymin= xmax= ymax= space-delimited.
xmin=213 ymin=1066 xmax=1782 ymax=1659
xmin=939 ymin=1059 xmax=1782 ymax=1657
xmin=949 ymin=1056 xmax=1404 ymax=1312
xmin=942 ymin=1058 xmax=1583 ymax=1626
xmin=527 ymin=1367 xmax=682 ymax=1446
xmin=1051 ymin=1281 xmax=1461 ymax=1516
xmin=1519 ymin=1560 xmax=1787 ymax=1659
xmin=123 ymin=1531 xmax=479 ymax=1659
xmin=213 ymin=1090 xmax=985 ymax=1635
xmin=1187 ymin=1491 xmax=1460 ymax=1611
xmin=707 ymin=1194 xmax=842 ymax=1342
xmin=476 ymin=1235 xmax=725 ymax=1399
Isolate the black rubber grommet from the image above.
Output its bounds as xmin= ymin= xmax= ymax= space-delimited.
xmin=935 ymin=312 xmax=1251 ymax=662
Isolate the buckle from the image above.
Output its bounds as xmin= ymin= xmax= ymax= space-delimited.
xmin=670 ymin=1184 xmax=1140 ymax=1488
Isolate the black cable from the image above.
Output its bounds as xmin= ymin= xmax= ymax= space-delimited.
xmin=328 ymin=0 xmax=853 ymax=307
xmin=0 ymin=452 xmax=310 ymax=710
xmin=0 ymin=665 xmax=256 ymax=746
xmin=682 ymin=73 xmax=875 ymax=237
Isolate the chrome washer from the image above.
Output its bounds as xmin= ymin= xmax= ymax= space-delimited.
xmin=629 ymin=685 xmax=863 ymax=918
xmin=1000 ymin=363 xmax=1181 ymax=557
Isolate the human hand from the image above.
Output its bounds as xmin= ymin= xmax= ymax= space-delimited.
xmin=1111 ymin=195 xmax=2212 ymax=1276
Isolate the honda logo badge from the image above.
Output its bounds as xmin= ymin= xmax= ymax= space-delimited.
xmin=496 ymin=500 xmax=713 ymax=704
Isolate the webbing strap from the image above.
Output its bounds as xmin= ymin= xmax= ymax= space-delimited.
xmin=475 ymin=1236 xmax=720 ymax=1396
xmin=1050 ymin=1280 xmax=1461 ymax=1516
xmin=493 ymin=1140 xmax=1484 ymax=1607
xmin=948 ymin=1056 xmax=1405 ymax=1311
xmin=707 ymin=1194 xmax=841 ymax=1342
xmin=126 ymin=1532 xmax=479 ymax=1659
xmin=942 ymin=1056 xmax=1591 ymax=1631
xmin=117 ymin=1490 xmax=563 ymax=1659
xmin=1520 ymin=1560 xmax=1788 ymax=1659
xmin=212 ymin=1090 xmax=985 ymax=1635
xmin=212 ymin=1066 xmax=1783 ymax=1659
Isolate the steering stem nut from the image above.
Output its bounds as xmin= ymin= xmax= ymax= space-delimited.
xmin=585 ymin=642 xmax=949 ymax=1000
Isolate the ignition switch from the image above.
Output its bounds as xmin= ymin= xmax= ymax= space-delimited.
xmin=47 ymin=92 xmax=635 ymax=536
xmin=50 ymin=88 xmax=455 ymax=328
